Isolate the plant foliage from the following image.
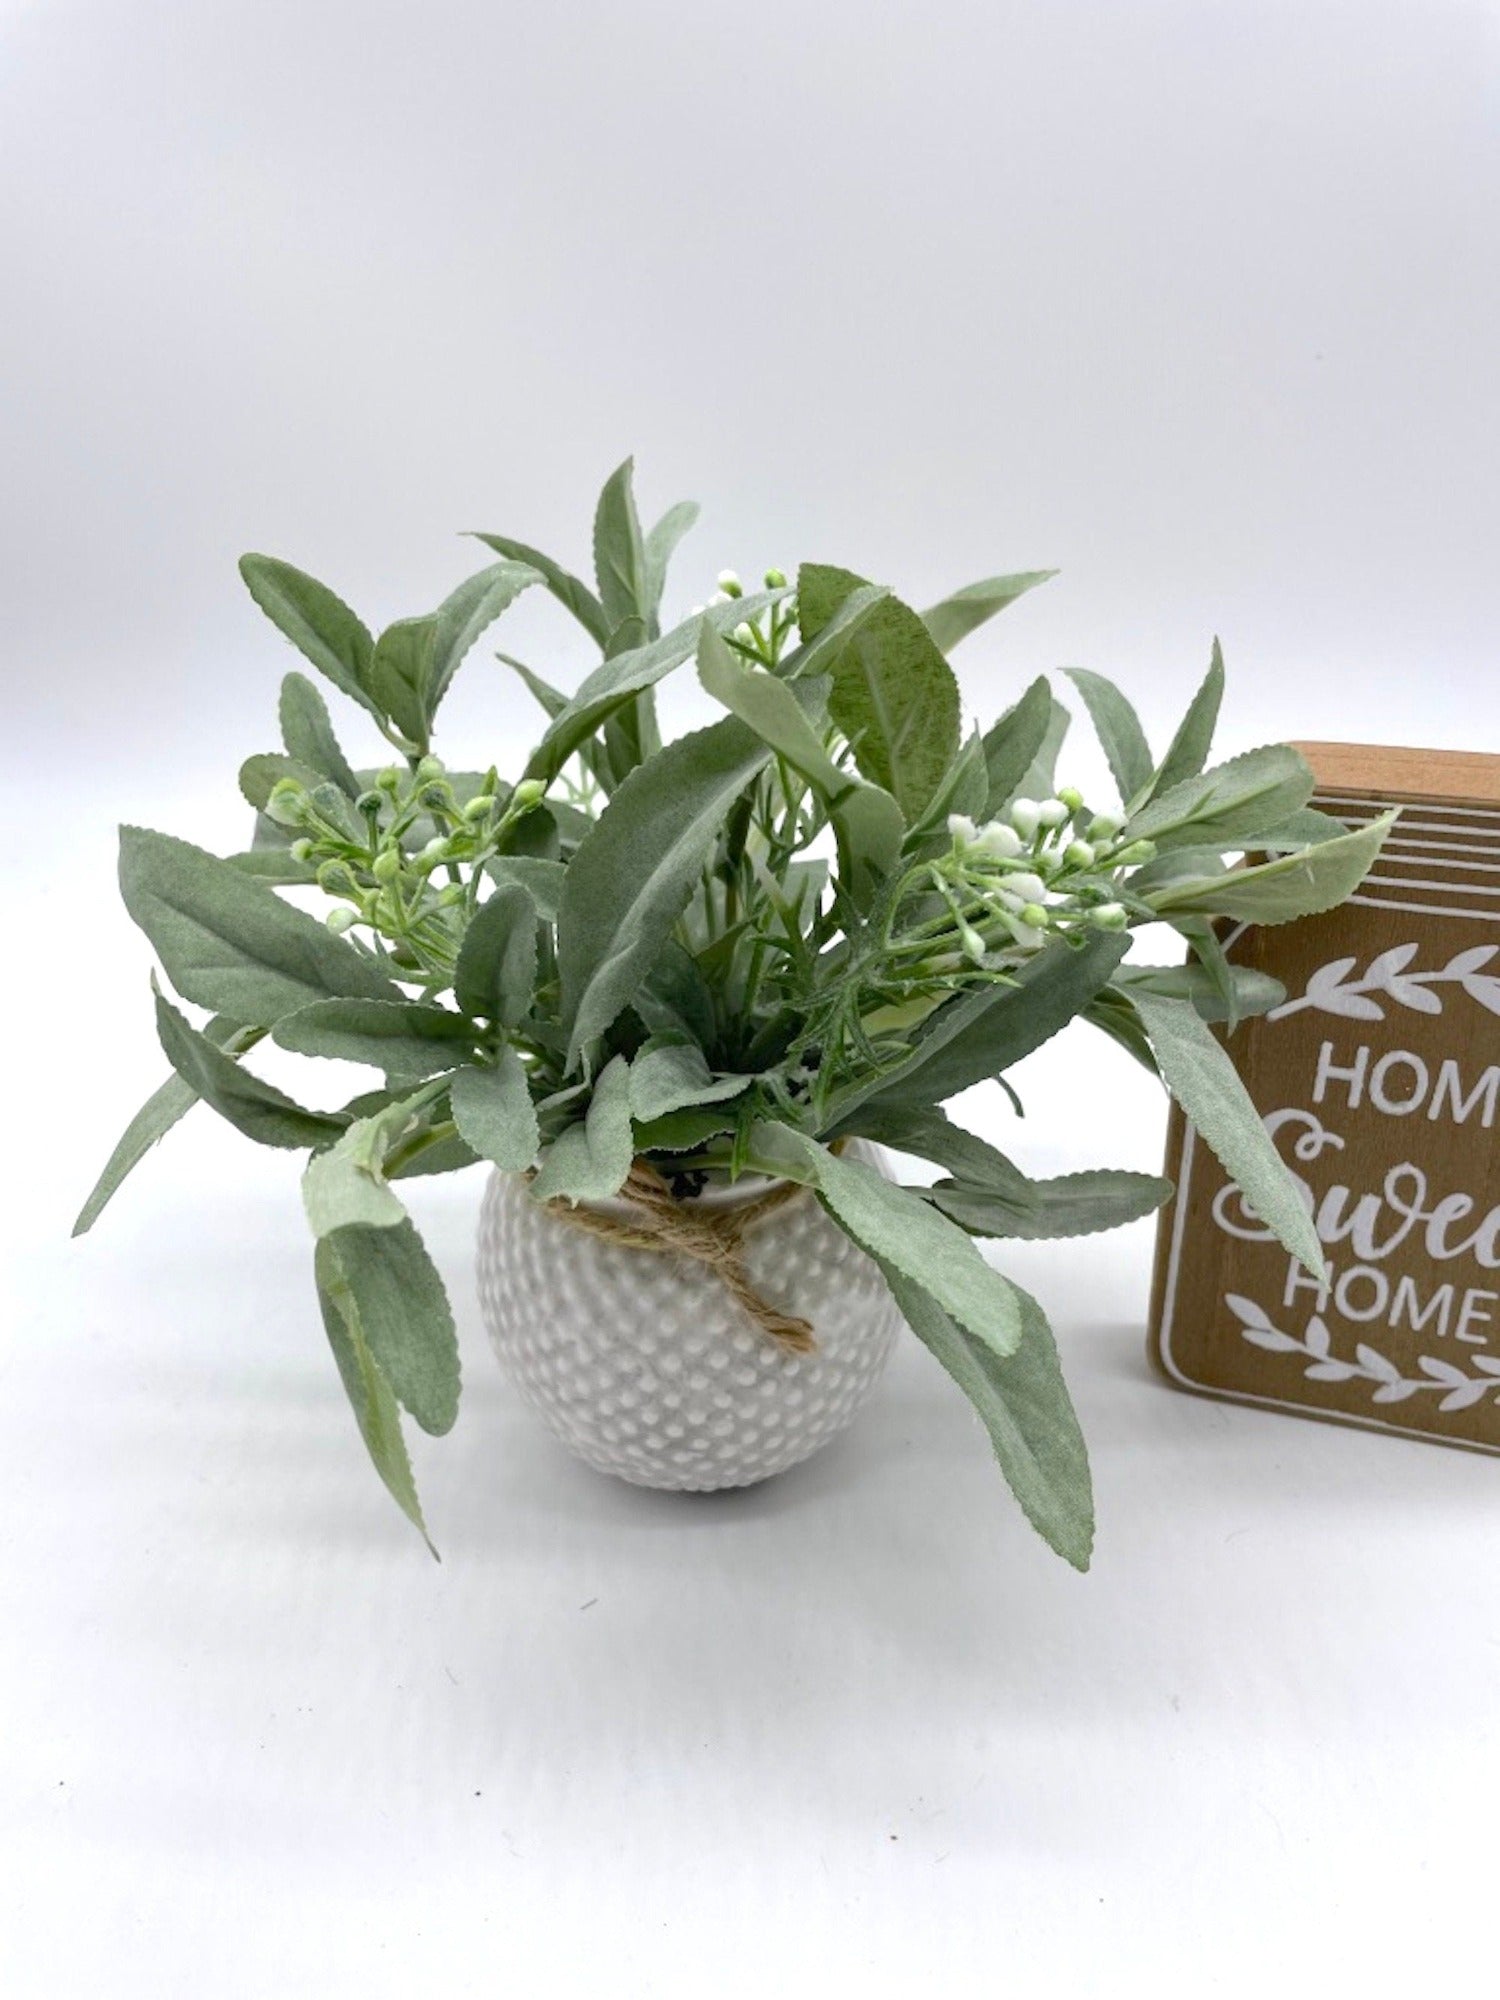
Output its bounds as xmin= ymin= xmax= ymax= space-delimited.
xmin=79 ymin=461 xmax=1393 ymax=1569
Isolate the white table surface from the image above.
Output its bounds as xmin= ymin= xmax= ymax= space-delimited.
xmin=8 ymin=796 xmax=1500 ymax=2000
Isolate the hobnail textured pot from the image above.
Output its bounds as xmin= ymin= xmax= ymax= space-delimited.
xmin=476 ymin=1139 xmax=902 ymax=1490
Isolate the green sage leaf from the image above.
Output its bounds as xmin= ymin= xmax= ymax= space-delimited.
xmin=454 ymin=885 xmax=538 ymax=1026
xmin=796 ymin=564 xmax=961 ymax=819
xmin=593 ymin=458 xmax=650 ymax=633
xmin=1151 ymin=641 xmax=1224 ymax=797
xmin=119 ymin=826 xmax=400 ymax=1025
xmin=628 ymin=1038 xmax=749 ymax=1123
xmin=154 ymin=986 xmax=347 ymax=1148
xmin=279 ymin=672 xmax=359 ymax=795
xmin=531 ymin=1054 xmax=634 ymax=1203
xmin=1114 ymin=962 xmax=1286 ymax=1022
xmin=1124 ymin=744 xmax=1314 ymax=853
xmin=980 ymin=676 xmax=1055 ymax=816
xmin=450 ymin=1048 xmax=540 ymax=1173
xmin=932 ymin=1169 xmax=1172 ymax=1240
xmin=72 ymin=1017 xmax=256 ymax=1235
xmin=1064 ymin=669 xmax=1153 ymax=805
xmin=239 ymin=555 xmax=381 ymax=721
xmin=323 ymin=1217 xmax=460 ymax=1436
xmin=470 ymin=531 xmax=609 ymax=645
xmin=557 ymin=717 xmax=772 ymax=1067
xmin=315 ymin=1236 xmax=434 ymax=1551
xmin=1145 ymin=811 xmax=1395 ymax=924
xmin=920 ymin=570 xmax=1056 ymax=654
xmin=827 ymin=932 xmax=1129 ymax=1127
xmin=642 ymin=499 xmax=700 ymax=625
xmin=750 ymin=1126 xmax=1024 ymax=1361
xmin=273 ymin=998 xmax=478 ymax=1077
xmin=885 ymin=1268 xmax=1093 ymax=1570
xmin=1130 ymin=989 xmax=1323 ymax=1274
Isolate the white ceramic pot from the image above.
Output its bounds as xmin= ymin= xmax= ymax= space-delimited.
xmin=476 ymin=1139 xmax=902 ymax=1490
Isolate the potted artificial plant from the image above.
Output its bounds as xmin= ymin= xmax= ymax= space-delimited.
xmin=77 ymin=463 xmax=1391 ymax=1567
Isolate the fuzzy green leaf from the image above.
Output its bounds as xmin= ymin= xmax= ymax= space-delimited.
xmin=450 ymin=1049 xmax=539 ymax=1173
xmin=470 ymin=532 xmax=609 ymax=646
xmin=980 ymin=676 xmax=1055 ymax=816
xmin=837 ymin=1103 xmax=1033 ymax=1210
xmin=239 ymin=555 xmax=381 ymax=721
xmin=1064 ymin=669 xmax=1153 ymax=805
xmin=557 ymin=717 xmax=772 ymax=1067
xmin=1114 ymin=962 xmax=1286 ymax=1022
xmin=273 ymin=998 xmax=478 ymax=1077
xmin=531 ymin=1055 xmax=634 ymax=1203
xmin=119 ymin=827 xmax=400 ymax=1025
xmin=323 ymin=1218 xmax=460 ymax=1436
xmin=920 ymin=570 xmax=1056 ymax=655
xmin=885 ymin=1268 xmax=1093 ymax=1570
xmin=1125 ymin=744 xmax=1315 ymax=853
xmin=425 ymin=561 xmax=540 ymax=718
xmin=642 ymin=500 xmax=700 ymax=624
xmin=73 ymin=1017 xmax=255 ymax=1235
xmin=1146 ymin=811 xmax=1395 ymax=924
xmin=1130 ymin=990 xmax=1323 ymax=1274
xmin=828 ymin=932 xmax=1129 ymax=1127
xmin=932 ymin=1169 xmax=1172 ymax=1240
xmin=522 ymin=592 xmax=783 ymax=784
xmin=1012 ymin=695 xmax=1071 ymax=803
xmin=315 ymin=1237 xmax=434 ymax=1551
xmin=796 ymin=564 xmax=961 ymax=819
xmin=1151 ymin=642 xmax=1224 ymax=797
xmin=697 ymin=623 xmax=905 ymax=881
xmin=751 ymin=1126 xmax=1024 ymax=1361
xmin=628 ymin=1039 xmax=749 ymax=1123
xmin=154 ymin=986 xmax=347 ymax=1148
xmin=593 ymin=458 xmax=650 ymax=633
xmin=278 ymin=672 xmax=359 ymax=795
xmin=454 ymin=885 xmax=538 ymax=1026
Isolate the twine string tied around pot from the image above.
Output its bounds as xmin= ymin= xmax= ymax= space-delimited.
xmin=536 ymin=1158 xmax=820 ymax=1354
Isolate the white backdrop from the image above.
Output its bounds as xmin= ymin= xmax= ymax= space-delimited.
xmin=5 ymin=3 xmax=1499 ymax=1995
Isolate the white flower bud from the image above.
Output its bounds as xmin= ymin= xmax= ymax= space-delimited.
xmin=732 ymin=622 xmax=754 ymax=645
xmin=972 ymin=819 xmax=1023 ymax=858
xmin=1009 ymin=797 xmax=1041 ymax=839
xmin=1005 ymin=871 xmax=1049 ymax=906
xmin=947 ymin=812 xmax=979 ymax=845
xmin=1019 ymin=902 xmax=1051 ymax=929
xmin=1002 ymin=914 xmax=1047 ymax=951
xmin=325 ymin=906 xmax=356 ymax=934
xmin=1036 ymin=797 xmax=1071 ymax=829
xmin=1091 ymin=902 xmax=1129 ymax=931
xmin=716 ymin=570 xmax=743 ymax=597
xmin=1087 ymin=811 xmax=1125 ymax=841
xmin=1064 ymin=838 xmax=1096 ymax=869
xmin=958 ymin=922 xmax=987 ymax=963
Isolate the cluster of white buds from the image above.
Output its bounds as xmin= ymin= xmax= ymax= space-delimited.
xmin=939 ymin=783 xmax=1157 ymax=955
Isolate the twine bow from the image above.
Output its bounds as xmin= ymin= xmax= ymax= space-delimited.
xmin=535 ymin=1158 xmax=818 ymax=1353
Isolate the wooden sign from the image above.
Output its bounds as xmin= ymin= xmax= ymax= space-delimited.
xmin=1150 ymin=743 xmax=1500 ymax=1452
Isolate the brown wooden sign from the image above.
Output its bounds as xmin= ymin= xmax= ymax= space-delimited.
xmin=1150 ymin=743 xmax=1500 ymax=1452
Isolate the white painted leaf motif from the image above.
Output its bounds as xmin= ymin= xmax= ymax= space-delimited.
xmin=1460 ymin=975 xmax=1500 ymax=1016
xmin=1227 ymin=1292 xmax=1273 ymax=1330
xmin=1470 ymin=1356 xmax=1500 ymax=1377
xmin=1365 ymin=943 xmax=1420 ymax=983
xmin=1417 ymin=1356 xmax=1469 ymax=1387
xmin=1305 ymin=1317 xmax=1332 ymax=1359
xmin=1355 ymin=1343 xmax=1402 ymax=1385
xmin=1305 ymin=1360 xmax=1357 ymax=1381
xmin=1439 ymin=1382 xmax=1493 ymax=1412
xmin=1243 ymin=1326 xmax=1304 ymax=1353
xmin=1372 ymin=1382 xmax=1419 ymax=1403
xmin=1383 ymin=978 xmax=1442 ymax=1013
xmin=1301 ymin=956 xmax=1387 ymax=1019
xmin=1445 ymin=946 xmax=1498 ymax=977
